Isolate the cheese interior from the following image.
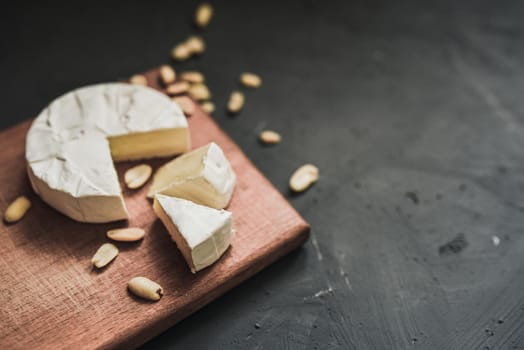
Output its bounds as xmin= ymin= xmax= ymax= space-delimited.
xmin=109 ymin=128 xmax=190 ymax=161
xmin=148 ymin=143 xmax=209 ymax=192
xmin=148 ymin=142 xmax=236 ymax=209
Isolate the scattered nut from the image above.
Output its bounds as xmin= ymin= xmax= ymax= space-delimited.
xmin=170 ymin=36 xmax=205 ymax=62
xmin=128 ymin=277 xmax=163 ymax=301
xmin=166 ymin=81 xmax=190 ymax=95
xmin=129 ymin=74 xmax=148 ymax=86
xmin=173 ymin=96 xmax=196 ymax=116
xmin=240 ymin=73 xmax=262 ymax=88
xmin=201 ymin=101 xmax=215 ymax=114
xmin=289 ymin=164 xmax=319 ymax=192
xmin=171 ymin=44 xmax=191 ymax=61
xmin=186 ymin=35 xmax=205 ymax=55
xmin=227 ymin=91 xmax=245 ymax=113
xmin=107 ymin=227 xmax=146 ymax=242
xmin=4 ymin=196 xmax=31 ymax=223
xmin=195 ymin=3 xmax=213 ymax=29
xmin=188 ymin=83 xmax=211 ymax=101
xmin=180 ymin=71 xmax=205 ymax=84
xmin=124 ymin=164 xmax=153 ymax=189
xmin=159 ymin=65 xmax=176 ymax=85
xmin=91 ymin=243 xmax=119 ymax=268
xmin=259 ymin=130 xmax=281 ymax=145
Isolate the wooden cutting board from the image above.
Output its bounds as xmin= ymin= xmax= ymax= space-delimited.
xmin=0 ymin=68 xmax=310 ymax=349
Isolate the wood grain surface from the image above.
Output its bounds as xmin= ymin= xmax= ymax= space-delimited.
xmin=0 ymin=68 xmax=310 ymax=349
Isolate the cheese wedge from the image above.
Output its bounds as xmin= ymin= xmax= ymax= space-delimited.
xmin=26 ymin=83 xmax=190 ymax=223
xmin=153 ymin=194 xmax=234 ymax=273
xmin=148 ymin=142 xmax=236 ymax=209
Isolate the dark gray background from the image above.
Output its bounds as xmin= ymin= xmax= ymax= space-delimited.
xmin=3 ymin=1 xmax=524 ymax=349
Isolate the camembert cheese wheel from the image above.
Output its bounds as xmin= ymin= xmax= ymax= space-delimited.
xmin=25 ymin=83 xmax=190 ymax=223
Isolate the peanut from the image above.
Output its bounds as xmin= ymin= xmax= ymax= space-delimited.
xmin=259 ymin=130 xmax=281 ymax=145
xmin=195 ymin=3 xmax=213 ymax=28
xmin=166 ymin=81 xmax=190 ymax=95
xmin=91 ymin=243 xmax=119 ymax=268
xmin=180 ymin=71 xmax=205 ymax=84
xmin=159 ymin=65 xmax=176 ymax=85
xmin=289 ymin=164 xmax=319 ymax=192
xmin=128 ymin=277 xmax=163 ymax=301
xmin=171 ymin=44 xmax=191 ymax=61
xmin=240 ymin=73 xmax=262 ymax=88
xmin=201 ymin=101 xmax=215 ymax=114
xmin=188 ymin=83 xmax=211 ymax=101
xmin=107 ymin=228 xmax=145 ymax=242
xmin=4 ymin=196 xmax=31 ymax=223
xmin=124 ymin=164 xmax=152 ymax=189
xmin=173 ymin=96 xmax=196 ymax=116
xmin=186 ymin=36 xmax=205 ymax=55
xmin=129 ymin=74 xmax=147 ymax=86
xmin=227 ymin=91 xmax=245 ymax=113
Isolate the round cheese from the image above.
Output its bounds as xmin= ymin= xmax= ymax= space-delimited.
xmin=26 ymin=83 xmax=190 ymax=223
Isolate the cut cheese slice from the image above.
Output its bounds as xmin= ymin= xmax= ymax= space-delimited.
xmin=26 ymin=83 xmax=190 ymax=223
xmin=148 ymin=142 xmax=236 ymax=209
xmin=148 ymin=142 xmax=236 ymax=208
xmin=153 ymin=194 xmax=234 ymax=273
